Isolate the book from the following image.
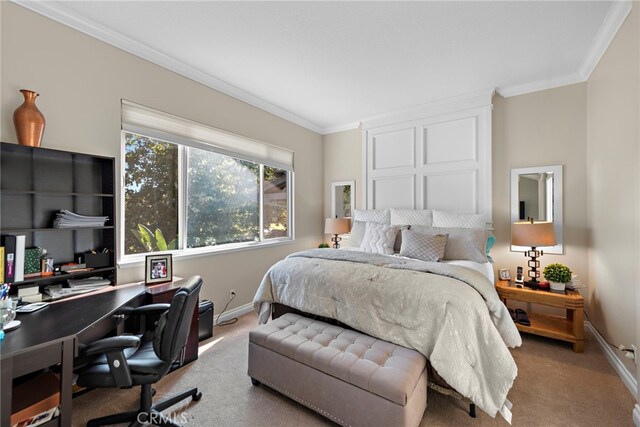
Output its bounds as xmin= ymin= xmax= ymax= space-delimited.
xmin=3 ymin=235 xmax=16 ymax=283
xmin=17 ymin=285 xmax=40 ymax=297
xmin=0 ymin=247 xmax=4 ymax=284
xmin=15 ymin=235 xmax=26 ymax=282
xmin=22 ymin=293 xmax=44 ymax=303
xmin=24 ymin=248 xmax=42 ymax=275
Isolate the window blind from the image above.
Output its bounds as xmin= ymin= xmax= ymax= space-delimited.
xmin=121 ymin=100 xmax=294 ymax=171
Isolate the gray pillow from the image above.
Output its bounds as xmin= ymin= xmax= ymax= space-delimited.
xmin=399 ymin=229 xmax=448 ymax=262
xmin=393 ymin=224 xmax=410 ymax=253
xmin=410 ymin=225 xmax=488 ymax=263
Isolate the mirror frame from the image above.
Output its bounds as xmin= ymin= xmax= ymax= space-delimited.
xmin=331 ymin=180 xmax=355 ymax=220
xmin=510 ymin=165 xmax=563 ymax=254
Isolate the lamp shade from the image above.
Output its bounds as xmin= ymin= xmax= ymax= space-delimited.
xmin=512 ymin=221 xmax=556 ymax=247
xmin=325 ymin=218 xmax=351 ymax=235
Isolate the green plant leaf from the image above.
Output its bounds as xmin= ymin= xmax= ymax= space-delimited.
xmin=137 ymin=224 xmax=154 ymax=252
xmin=155 ymin=228 xmax=168 ymax=251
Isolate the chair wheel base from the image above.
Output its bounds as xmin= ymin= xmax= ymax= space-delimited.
xmin=193 ymin=391 xmax=202 ymax=401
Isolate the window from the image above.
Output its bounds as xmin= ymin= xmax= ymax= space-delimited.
xmin=124 ymin=131 xmax=292 ymax=257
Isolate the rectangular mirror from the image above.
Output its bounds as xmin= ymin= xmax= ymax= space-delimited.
xmin=511 ymin=165 xmax=563 ymax=254
xmin=331 ymin=180 xmax=355 ymax=219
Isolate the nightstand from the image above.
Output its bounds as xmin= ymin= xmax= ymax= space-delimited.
xmin=495 ymin=280 xmax=584 ymax=352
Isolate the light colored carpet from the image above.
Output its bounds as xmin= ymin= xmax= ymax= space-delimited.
xmin=72 ymin=313 xmax=637 ymax=426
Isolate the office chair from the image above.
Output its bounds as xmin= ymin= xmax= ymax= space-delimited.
xmin=76 ymin=276 xmax=203 ymax=427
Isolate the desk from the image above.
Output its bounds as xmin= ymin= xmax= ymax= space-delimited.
xmin=0 ymin=284 xmax=146 ymax=427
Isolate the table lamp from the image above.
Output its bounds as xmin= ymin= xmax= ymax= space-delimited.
xmin=512 ymin=219 xmax=556 ymax=289
xmin=325 ymin=218 xmax=351 ymax=249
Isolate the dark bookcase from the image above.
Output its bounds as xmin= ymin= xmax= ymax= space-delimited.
xmin=1 ymin=142 xmax=116 ymax=293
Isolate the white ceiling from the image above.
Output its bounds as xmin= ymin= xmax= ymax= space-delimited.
xmin=16 ymin=1 xmax=628 ymax=134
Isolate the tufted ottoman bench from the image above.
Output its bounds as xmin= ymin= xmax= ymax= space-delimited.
xmin=248 ymin=313 xmax=428 ymax=427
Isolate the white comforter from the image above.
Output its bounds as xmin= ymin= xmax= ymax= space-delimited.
xmin=253 ymin=249 xmax=521 ymax=417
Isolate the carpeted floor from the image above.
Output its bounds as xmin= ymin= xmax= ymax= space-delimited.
xmin=72 ymin=312 xmax=637 ymax=426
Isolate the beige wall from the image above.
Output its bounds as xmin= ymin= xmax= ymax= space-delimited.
xmin=586 ymin=5 xmax=639 ymax=377
xmin=492 ymin=84 xmax=589 ymax=310
xmin=323 ymin=127 xmax=363 ymax=217
xmin=0 ymin=3 xmax=324 ymax=310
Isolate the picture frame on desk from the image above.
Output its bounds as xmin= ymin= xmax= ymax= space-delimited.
xmin=145 ymin=254 xmax=173 ymax=285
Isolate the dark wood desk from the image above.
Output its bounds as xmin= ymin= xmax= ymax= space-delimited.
xmin=0 ymin=284 xmax=146 ymax=427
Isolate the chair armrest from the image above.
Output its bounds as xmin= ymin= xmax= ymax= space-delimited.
xmin=132 ymin=303 xmax=171 ymax=316
xmin=84 ymin=335 xmax=140 ymax=357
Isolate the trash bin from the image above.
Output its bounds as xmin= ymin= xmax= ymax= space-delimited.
xmin=198 ymin=300 xmax=214 ymax=341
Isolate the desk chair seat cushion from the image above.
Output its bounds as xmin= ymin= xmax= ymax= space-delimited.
xmin=77 ymin=339 xmax=171 ymax=387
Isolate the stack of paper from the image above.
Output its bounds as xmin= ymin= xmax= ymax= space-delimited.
xmin=67 ymin=277 xmax=111 ymax=289
xmin=53 ymin=210 xmax=108 ymax=228
xmin=44 ymin=277 xmax=110 ymax=299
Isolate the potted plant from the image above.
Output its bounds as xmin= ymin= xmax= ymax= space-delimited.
xmin=318 ymin=243 xmax=330 ymax=249
xmin=543 ymin=263 xmax=572 ymax=292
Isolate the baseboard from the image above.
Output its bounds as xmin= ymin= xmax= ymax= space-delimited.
xmin=217 ymin=302 xmax=254 ymax=323
xmin=633 ymin=404 xmax=640 ymax=427
xmin=584 ymin=321 xmax=638 ymax=398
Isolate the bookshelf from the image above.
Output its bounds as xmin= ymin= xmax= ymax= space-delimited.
xmin=0 ymin=142 xmax=116 ymax=294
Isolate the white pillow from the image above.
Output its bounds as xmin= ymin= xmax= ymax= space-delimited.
xmin=353 ymin=208 xmax=390 ymax=225
xmin=350 ymin=220 xmax=368 ymax=247
xmin=399 ymin=228 xmax=448 ymax=262
xmin=432 ymin=210 xmax=487 ymax=229
xmin=390 ymin=209 xmax=433 ymax=226
xmin=360 ymin=222 xmax=399 ymax=255
xmin=410 ymin=225 xmax=488 ymax=263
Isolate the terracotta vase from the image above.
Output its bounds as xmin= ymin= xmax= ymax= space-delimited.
xmin=13 ymin=89 xmax=45 ymax=147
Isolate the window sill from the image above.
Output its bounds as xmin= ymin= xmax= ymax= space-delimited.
xmin=118 ymin=238 xmax=294 ymax=269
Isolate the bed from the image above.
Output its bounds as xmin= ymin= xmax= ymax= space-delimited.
xmin=253 ymin=209 xmax=520 ymax=420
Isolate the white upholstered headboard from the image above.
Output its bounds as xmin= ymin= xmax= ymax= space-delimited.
xmin=361 ymin=90 xmax=494 ymax=225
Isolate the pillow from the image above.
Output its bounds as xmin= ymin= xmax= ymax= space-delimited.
xmin=350 ymin=220 xmax=368 ymax=248
xmin=432 ymin=210 xmax=487 ymax=230
xmin=390 ymin=209 xmax=433 ymax=226
xmin=353 ymin=208 xmax=390 ymax=225
xmin=360 ymin=222 xmax=399 ymax=255
xmin=399 ymin=229 xmax=448 ymax=262
xmin=486 ymin=234 xmax=496 ymax=263
xmin=394 ymin=224 xmax=410 ymax=253
xmin=410 ymin=225 xmax=488 ymax=263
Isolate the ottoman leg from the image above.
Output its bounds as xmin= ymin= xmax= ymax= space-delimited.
xmin=251 ymin=378 xmax=261 ymax=386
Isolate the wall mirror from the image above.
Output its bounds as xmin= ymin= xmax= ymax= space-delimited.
xmin=511 ymin=165 xmax=563 ymax=254
xmin=331 ymin=180 xmax=355 ymax=219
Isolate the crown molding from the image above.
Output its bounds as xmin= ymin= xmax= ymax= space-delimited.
xmin=579 ymin=1 xmax=632 ymax=80
xmin=12 ymin=0 xmax=325 ymax=135
xmin=499 ymin=1 xmax=631 ymax=99
xmin=497 ymin=71 xmax=584 ymax=98
xmin=360 ymin=88 xmax=495 ymax=130
xmin=322 ymin=122 xmax=361 ymax=135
